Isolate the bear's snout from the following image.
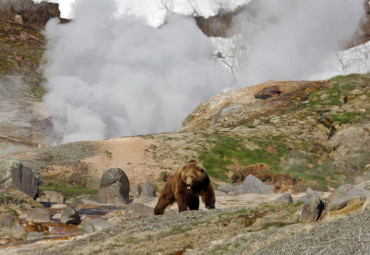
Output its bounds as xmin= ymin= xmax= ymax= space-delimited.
xmin=186 ymin=177 xmax=192 ymax=189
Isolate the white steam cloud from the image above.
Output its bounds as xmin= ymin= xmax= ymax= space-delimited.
xmin=233 ymin=0 xmax=365 ymax=85
xmin=42 ymin=0 xmax=231 ymax=143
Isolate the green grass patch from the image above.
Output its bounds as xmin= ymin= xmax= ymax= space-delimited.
xmin=199 ymin=133 xmax=289 ymax=182
xmin=39 ymin=184 xmax=98 ymax=198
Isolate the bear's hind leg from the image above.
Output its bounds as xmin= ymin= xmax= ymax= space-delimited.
xmin=201 ymin=182 xmax=216 ymax=209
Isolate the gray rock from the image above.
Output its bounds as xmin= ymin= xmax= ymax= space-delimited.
xmin=215 ymin=190 xmax=227 ymax=196
xmin=81 ymin=219 xmax=113 ymax=233
xmin=0 ymin=160 xmax=39 ymax=199
xmin=217 ymin=184 xmax=235 ymax=193
xmin=0 ymin=213 xmax=26 ymax=237
xmin=275 ymin=193 xmax=293 ymax=203
xmin=60 ymin=207 xmax=80 ymax=225
xmin=98 ymin=168 xmax=130 ymax=203
xmin=299 ymin=188 xmax=325 ymax=222
xmin=132 ymin=184 xmax=142 ymax=198
xmin=239 ymin=174 xmax=274 ymax=194
xmin=296 ymin=188 xmax=323 ymax=202
xmin=142 ymin=181 xmax=156 ymax=197
xmin=233 ymin=185 xmax=244 ymax=195
xmin=327 ymin=184 xmax=354 ymax=204
xmin=36 ymin=190 xmax=65 ymax=203
xmin=328 ymin=185 xmax=370 ymax=213
xmin=26 ymin=208 xmax=51 ymax=223
xmin=98 ymin=181 xmax=127 ymax=204
xmin=124 ymin=203 xmax=154 ymax=217
xmin=100 ymin=168 xmax=130 ymax=197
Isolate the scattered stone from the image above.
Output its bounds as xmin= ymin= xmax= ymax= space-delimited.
xmin=217 ymin=184 xmax=235 ymax=193
xmin=275 ymin=193 xmax=293 ymax=203
xmin=50 ymin=204 xmax=67 ymax=209
xmin=328 ymin=185 xmax=370 ymax=215
xmin=65 ymin=197 xmax=77 ymax=204
xmin=98 ymin=168 xmax=129 ymax=203
xmin=36 ymin=191 xmax=64 ymax=203
xmin=142 ymin=181 xmax=156 ymax=197
xmin=0 ymin=213 xmax=26 ymax=238
xmin=299 ymin=188 xmax=325 ymax=222
xmin=52 ymin=213 xmax=61 ymax=220
xmin=14 ymin=15 xmax=23 ymax=24
xmin=60 ymin=207 xmax=80 ymax=225
xmin=26 ymin=208 xmax=51 ymax=223
xmin=237 ymin=174 xmax=274 ymax=194
xmin=320 ymin=93 xmax=329 ymax=100
xmin=0 ymin=160 xmax=39 ymax=199
xmin=124 ymin=203 xmax=154 ymax=217
xmin=132 ymin=184 xmax=142 ymax=198
xmin=81 ymin=219 xmax=113 ymax=233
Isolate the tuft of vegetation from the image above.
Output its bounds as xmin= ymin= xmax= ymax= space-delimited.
xmin=39 ymin=184 xmax=98 ymax=198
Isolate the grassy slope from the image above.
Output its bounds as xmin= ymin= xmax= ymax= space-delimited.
xmin=195 ymin=73 xmax=369 ymax=191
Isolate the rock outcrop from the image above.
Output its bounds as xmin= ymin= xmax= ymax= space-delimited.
xmin=98 ymin=168 xmax=130 ymax=204
xmin=299 ymin=188 xmax=325 ymax=223
xmin=327 ymin=184 xmax=370 ymax=215
xmin=234 ymin=174 xmax=274 ymax=195
xmin=0 ymin=160 xmax=39 ymax=199
xmin=142 ymin=181 xmax=156 ymax=198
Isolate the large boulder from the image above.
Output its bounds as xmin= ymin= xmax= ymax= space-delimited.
xmin=299 ymin=188 xmax=325 ymax=222
xmin=98 ymin=168 xmax=129 ymax=204
xmin=142 ymin=181 xmax=156 ymax=198
xmin=0 ymin=160 xmax=39 ymax=199
xmin=328 ymin=184 xmax=370 ymax=215
xmin=0 ymin=213 xmax=27 ymax=238
xmin=26 ymin=208 xmax=51 ymax=223
xmin=235 ymin=174 xmax=274 ymax=195
xmin=36 ymin=190 xmax=65 ymax=203
xmin=60 ymin=207 xmax=80 ymax=225
xmin=98 ymin=182 xmax=127 ymax=204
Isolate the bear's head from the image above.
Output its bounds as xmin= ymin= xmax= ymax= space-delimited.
xmin=181 ymin=160 xmax=207 ymax=190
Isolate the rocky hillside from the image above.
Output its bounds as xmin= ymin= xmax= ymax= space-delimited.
xmin=0 ymin=1 xmax=369 ymax=254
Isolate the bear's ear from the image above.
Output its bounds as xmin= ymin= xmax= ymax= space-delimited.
xmin=187 ymin=160 xmax=198 ymax=164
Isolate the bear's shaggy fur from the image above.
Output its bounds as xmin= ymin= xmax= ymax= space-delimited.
xmin=154 ymin=160 xmax=215 ymax=215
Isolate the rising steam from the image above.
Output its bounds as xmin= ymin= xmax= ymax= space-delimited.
xmin=233 ymin=0 xmax=365 ymax=85
xmin=42 ymin=0 xmax=231 ymax=143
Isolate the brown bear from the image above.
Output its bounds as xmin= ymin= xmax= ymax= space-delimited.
xmin=154 ymin=160 xmax=215 ymax=215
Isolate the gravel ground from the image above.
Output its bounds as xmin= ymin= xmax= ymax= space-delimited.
xmin=246 ymin=210 xmax=370 ymax=255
